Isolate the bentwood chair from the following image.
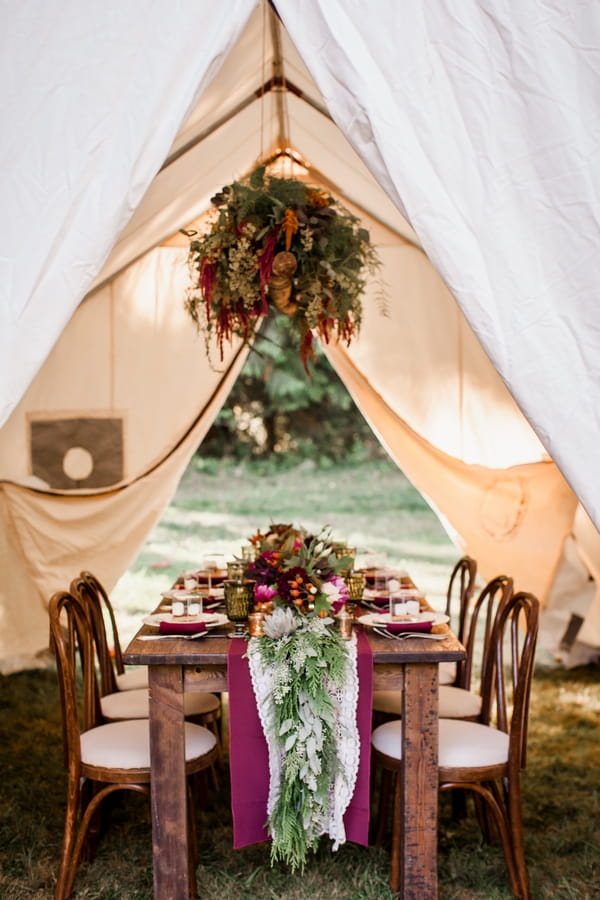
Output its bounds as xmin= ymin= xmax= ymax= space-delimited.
xmin=371 ymin=590 xmax=540 ymax=899
xmin=71 ymin=574 xmax=223 ymax=755
xmin=78 ymin=571 xmax=147 ymax=693
xmin=48 ymin=589 xmax=218 ymax=900
xmin=372 ymin=573 xmax=512 ymax=723
xmin=439 ymin=555 xmax=478 ymax=685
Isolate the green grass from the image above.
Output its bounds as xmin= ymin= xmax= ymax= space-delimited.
xmin=1 ymin=458 xmax=598 ymax=899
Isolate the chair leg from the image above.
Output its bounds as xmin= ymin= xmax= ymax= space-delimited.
xmin=469 ymin=784 xmax=523 ymax=899
xmin=55 ymin=775 xmax=81 ymax=900
xmin=507 ymin=774 xmax=530 ymax=900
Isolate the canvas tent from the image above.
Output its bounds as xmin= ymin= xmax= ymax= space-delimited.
xmin=1 ymin=0 xmax=599 ymax=674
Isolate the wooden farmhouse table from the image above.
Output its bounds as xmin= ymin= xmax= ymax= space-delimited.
xmin=124 ymin=618 xmax=465 ymax=900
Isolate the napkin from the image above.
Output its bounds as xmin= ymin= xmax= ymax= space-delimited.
xmin=385 ymin=619 xmax=432 ymax=633
xmin=158 ymin=620 xmax=207 ymax=635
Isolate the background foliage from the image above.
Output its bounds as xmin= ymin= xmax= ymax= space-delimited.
xmin=200 ymin=312 xmax=386 ymax=465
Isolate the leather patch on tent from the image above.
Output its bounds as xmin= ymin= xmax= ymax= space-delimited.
xmin=29 ymin=416 xmax=124 ymax=489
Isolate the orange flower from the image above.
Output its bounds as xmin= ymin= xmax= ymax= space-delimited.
xmin=281 ymin=208 xmax=299 ymax=251
xmin=306 ymin=188 xmax=330 ymax=209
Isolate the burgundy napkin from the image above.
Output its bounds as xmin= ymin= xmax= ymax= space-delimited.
xmin=158 ymin=620 xmax=207 ymax=635
xmin=228 ymin=630 xmax=373 ymax=849
xmin=367 ymin=594 xmax=390 ymax=606
xmin=385 ymin=619 xmax=432 ymax=633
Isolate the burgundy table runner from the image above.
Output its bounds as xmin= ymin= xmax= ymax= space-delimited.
xmin=228 ymin=629 xmax=373 ymax=849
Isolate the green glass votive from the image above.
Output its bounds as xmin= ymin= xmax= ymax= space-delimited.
xmin=224 ymin=580 xmax=255 ymax=636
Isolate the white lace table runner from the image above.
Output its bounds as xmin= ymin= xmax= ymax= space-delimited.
xmin=247 ymin=632 xmax=360 ymax=850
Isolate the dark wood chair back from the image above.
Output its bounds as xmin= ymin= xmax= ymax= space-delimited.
xmin=445 ymin=555 xmax=477 ymax=643
xmin=70 ymin=572 xmax=121 ymax=695
xmin=480 ymin=590 xmax=540 ymax=768
xmin=460 ymin=573 xmax=513 ymax=691
xmin=48 ymin=591 xmax=103 ymax=770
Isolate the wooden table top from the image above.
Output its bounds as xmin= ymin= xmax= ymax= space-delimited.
xmin=124 ymin=618 xmax=465 ymax=667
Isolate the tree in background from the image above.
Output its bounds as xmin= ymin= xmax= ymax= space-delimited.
xmin=199 ymin=311 xmax=385 ymax=466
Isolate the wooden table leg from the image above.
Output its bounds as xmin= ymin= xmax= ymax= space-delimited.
xmin=148 ymin=664 xmax=193 ymax=900
xmin=399 ymin=662 xmax=439 ymax=899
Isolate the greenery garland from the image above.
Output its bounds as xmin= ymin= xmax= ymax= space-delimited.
xmin=247 ymin=610 xmax=350 ymax=872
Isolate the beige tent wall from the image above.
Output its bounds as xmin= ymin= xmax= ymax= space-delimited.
xmin=328 ymin=343 xmax=576 ymax=604
xmin=0 ymin=248 xmax=248 ymax=673
xmin=325 ymin=224 xmax=578 ymax=604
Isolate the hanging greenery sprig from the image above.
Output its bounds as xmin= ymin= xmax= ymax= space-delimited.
xmin=183 ymin=165 xmax=381 ymax=372
xmin=247 ymin=610 xmax=350 ymax=872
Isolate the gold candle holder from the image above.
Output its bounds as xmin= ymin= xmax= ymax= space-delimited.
xmin=248 ymin=611 xmax=265 ymax=637
xmin=345 ymin=570 xmax=366 ymax=604
xmin=335 ymin=606 xmax=354 ymax=640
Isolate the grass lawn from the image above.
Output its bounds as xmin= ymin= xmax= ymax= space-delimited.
xmin=1 ymin=457 xmax=598 ymax=899
xmin=111 ymin=457 xmax=459 ymax=648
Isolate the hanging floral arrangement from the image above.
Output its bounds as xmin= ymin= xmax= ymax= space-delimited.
xmin=183 ymin=165 xmax=381 ymax=371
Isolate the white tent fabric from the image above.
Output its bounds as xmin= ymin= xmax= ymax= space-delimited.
xmin=276 ymin=0 xmax=600 ymax=530
xmin=0 ymin=0 xmax=256 ymax=426
xmin=1 ymin=1 xmax=599 ymax=671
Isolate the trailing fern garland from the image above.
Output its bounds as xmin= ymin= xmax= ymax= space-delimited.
xmin=247 ymin=610 xmax=351 ymax=872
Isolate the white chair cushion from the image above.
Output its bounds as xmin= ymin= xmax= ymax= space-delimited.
xmin=80 ymin=720 xmax=216 ymax=769
xmin=373 ymin=685 xmax=482 ymax=719
xmin=372 ymin=690 xmax=402 ymax=715
xmin=116 ymin=667 xmax=149 ymax=691
xmin=438 ymin=718 xmax=509 ymax=768
xmin=438 ymin=686 xmax=482 ymax=719
xmin=372 ymin=718 xmax=509 ymax=768
xmin=372 ymin=719 xmax=403 ymax=758
xmin=100 ymin=690 xmax=221 ymax=721
xmin=438 ymin=661 xmax=456 ymax=685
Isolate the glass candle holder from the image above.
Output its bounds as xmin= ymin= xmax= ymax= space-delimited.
xmin=226 ymin=561 xmax=245 ymax=583
xmin=224 ymin=580 xmax=255 ymax=637
xmin=241 ymin=545 xmax=255 ymax=563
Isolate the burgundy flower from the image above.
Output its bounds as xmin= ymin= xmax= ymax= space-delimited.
xmin=277 ymin=566 xmax=315 ymax=605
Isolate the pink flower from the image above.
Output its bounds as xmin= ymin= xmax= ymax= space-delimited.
xmin=254 ymin=583 xmax=277 ymax=603
xmin=321 ymin=575 xmax=349 ymax=614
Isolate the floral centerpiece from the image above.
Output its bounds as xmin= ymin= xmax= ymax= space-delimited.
xmin=243 ymin=523 xmax=359 ymax=872
xmin=245 ymin=522 xmax=352 ymax=616
xmin=183 ymin=166 xmax=381 ymax=371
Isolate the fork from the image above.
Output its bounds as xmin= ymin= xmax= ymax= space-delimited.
xmin=139 ymin=630 xmax=229 ymax=641
xmin=373 ymin=627 xmax=446 ymax=641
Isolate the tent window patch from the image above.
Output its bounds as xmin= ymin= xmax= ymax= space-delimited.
xmin=29 ymin=417 xmax=124 ymax=489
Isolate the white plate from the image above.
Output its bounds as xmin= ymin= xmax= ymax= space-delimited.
xmin=143 ymin=612 xmax=228 ymax=627
xmin=359 ymin=611 xmax=449 ymax=628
